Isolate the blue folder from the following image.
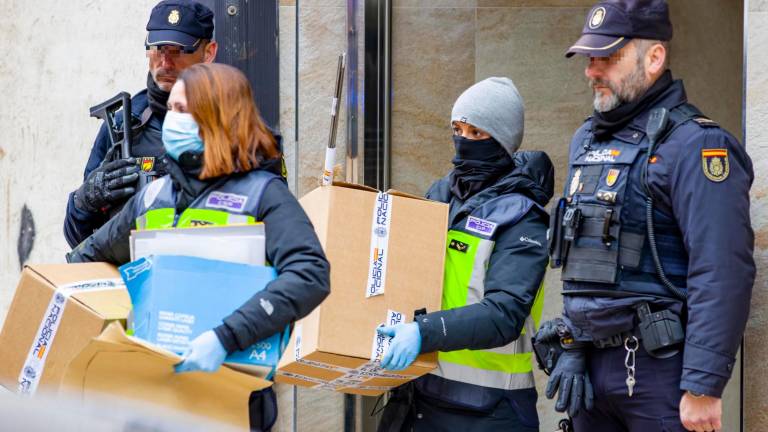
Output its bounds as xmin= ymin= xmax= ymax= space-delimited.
xmin=119 ymin=255 xmax=289 ymax=377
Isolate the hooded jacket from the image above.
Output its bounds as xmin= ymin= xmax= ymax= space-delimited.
xmin=418 ymin=150 xmax=554 ymax=357
xmin=66 ymin=157 xmax=329 ymax=353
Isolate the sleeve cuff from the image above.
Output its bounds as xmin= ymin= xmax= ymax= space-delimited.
xmin=680 ymin=375 xmax=727 ymax=398
xmin=214 ymin=324 xmax=240 ymax=354
xmin=681 ymin=339 xmax=736 ymax=398
xmin=416 ymin=311 xmax=446 ymax=353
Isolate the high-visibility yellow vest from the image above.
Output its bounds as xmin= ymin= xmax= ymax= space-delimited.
xmin=433 ymin=229 xmax=545 ymax=390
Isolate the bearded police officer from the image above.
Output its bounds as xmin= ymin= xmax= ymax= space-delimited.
xmin=63 ymin=0 xmax=218 ymax=247
xmin=534 ymin=1 xmax=755 ymax=431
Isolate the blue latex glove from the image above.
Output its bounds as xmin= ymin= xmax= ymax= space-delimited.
xmin=377 ymin=322 xmax=421 ymax=371
xmin=174 ymin=330 xmax=228 ymax=373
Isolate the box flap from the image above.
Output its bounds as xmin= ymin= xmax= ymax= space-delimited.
xmin=330 ymin=181 xmax=379 ymax=193
xmin=62 ymin=323 xmax=270 ymax=429
xmin=69 ymin=290 xmax=132 ymax=321
xmin=385 ymin=189 xmax=429 ymax=201
xmin=26 ymin=263 xmax=120 ymax=288
xmin=22 ymin=263 xmax=131 ymax=320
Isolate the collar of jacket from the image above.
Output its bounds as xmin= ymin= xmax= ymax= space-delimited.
xmin=431 ymin=151 xmax=554 ymax=227
xmin=588 ymin=79 xmax=690 ymax=140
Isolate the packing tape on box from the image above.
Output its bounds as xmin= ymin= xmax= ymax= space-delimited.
xmin=278 ymin=366 xmax=403 ymax=392
xmin=285 ymin=310 xmax=417 ymax=391
xmin=17 ymin=278 xmax=126 ymax=396
xmin=365 ymin=192 xmax=393 ymax=298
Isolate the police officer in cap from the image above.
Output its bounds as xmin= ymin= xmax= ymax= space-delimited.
xmin=63 ymin=0 xmax=217 ymax=247
xmin=535 ymin=1 xmax=755 ymax=431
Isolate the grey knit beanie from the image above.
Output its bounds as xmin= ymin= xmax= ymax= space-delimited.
xmin=451 ymin=77 xmax=524 ymax=157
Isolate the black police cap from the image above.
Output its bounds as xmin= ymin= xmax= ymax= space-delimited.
xmin=146 ymin=0 xmax=214 ymax=51
xmin=566 ymin=0 xmax=672 ymax=58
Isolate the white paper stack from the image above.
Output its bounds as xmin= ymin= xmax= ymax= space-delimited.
xmin=130 ymin=224 xmax=266 ymax=266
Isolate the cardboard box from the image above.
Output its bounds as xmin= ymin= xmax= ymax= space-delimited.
xmin=62 ymin=322 xmax=270 ymax=430
xmin=0 ymin=263 xmax=131 ymax=396
xmin=131 ymin=224 xmax=267 ymax=266
xmin=275 ymin=183 xmax=448 ymax=396
xmin=120 ymin=255 xmax=288 ymax=376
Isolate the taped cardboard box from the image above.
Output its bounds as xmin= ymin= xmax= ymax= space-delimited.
xmin=276 ymin=183 xmax=448 ymax=396
xmin=0 ymin=263 xmax=131 ymax=396
xmin=61 ymin=322 xmax=270 ymax=430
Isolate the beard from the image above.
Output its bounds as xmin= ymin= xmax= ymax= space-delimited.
xmin=591 ymin=62 xmax=651 ymax=112
xmin=151 ymin=68 xmax=178 ymax=91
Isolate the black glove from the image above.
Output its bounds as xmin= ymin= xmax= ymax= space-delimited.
xmin=532 ymin=318 xmax=570 ymax=375
xmin=74 ymin=158 xmax=139 ymax=213
xmin=545 ymin=348 xmax=594 ymax=417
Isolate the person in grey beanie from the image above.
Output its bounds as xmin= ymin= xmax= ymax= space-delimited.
xmin=376 ymin=77 xmax=555 ymax=432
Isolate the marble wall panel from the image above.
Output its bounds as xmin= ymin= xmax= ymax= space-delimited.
xmin=301 ymin=0 xmax=345 ymax=8
xmin=296 ymin=5 xmax=349 ymax=197
xmin=752 ymin=0 xmax=768 ymax=12
xmin=394 ymin=0 xmax=477 ymax=7
xmin=389 ymin=6 xmax=476 ymax=195
xmin=296 ymin=388 xmax=345 ymax=431
xmin=280 ymin=6 xmax=297 ymax=194
xmin=476 ymin=6 xmax=591 ymax=193
xmin=478 ymin=0 xmax=596 ymax=6
xmin=669 ymin=1 xmax=743 ymax=139
xmin=745 ymin=9 xmax=768 ymax=430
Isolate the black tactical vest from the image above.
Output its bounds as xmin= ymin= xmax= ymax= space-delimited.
xmin=550 ymin=107 xmax=699 ymax=299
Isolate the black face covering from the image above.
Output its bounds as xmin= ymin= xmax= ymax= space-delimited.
xmin=592 ymin=70 xmax=673 ymax=140
xmin=147 ymin=72 xmax=170 ymax=120
xmin=449 ymin=136 xmax=514 ymax=200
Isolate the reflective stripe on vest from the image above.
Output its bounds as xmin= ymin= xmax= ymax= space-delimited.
xmin=136 ymin=207 xmax=256 ymax=230
xmin=433 ymin=229 xmax=545 ymax=390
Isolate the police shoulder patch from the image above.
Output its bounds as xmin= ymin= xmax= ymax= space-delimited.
xmin=701 ymin=148 xmax=729 ymax=182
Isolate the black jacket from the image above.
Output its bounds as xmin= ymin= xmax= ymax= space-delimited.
xmin=67 ymin=158 xmax=330 ymax=353
xmin=417 ymin=151 xmax=554 ymax=353
xmin=563 ymin=80 xmax=755 ymax=397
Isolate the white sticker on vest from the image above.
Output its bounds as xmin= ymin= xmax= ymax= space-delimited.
xmin=17 ymin=278 xmax=125 ymax=396
xmin=465 ymin=216 xmax=497 ymax=237
xmin=205 ymin=191 xmax=248 ymax=213
xmin=365 ymin=192 xmax=393 ymax=298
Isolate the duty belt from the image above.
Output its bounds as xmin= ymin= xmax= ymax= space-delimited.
xmin=591 ymin=303 xmax=685 ymax=358
xmin=593 ymin=330 xmax=639 ymax=349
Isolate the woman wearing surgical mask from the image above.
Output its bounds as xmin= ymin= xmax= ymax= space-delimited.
xmin=376 ymin=78 xmax=554 ymax=431
xmin=67 ymin=63 xmax=330 ymax=432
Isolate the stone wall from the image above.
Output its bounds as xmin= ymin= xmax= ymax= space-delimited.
xmin=745 ymin=1 xmax=768 ymax=429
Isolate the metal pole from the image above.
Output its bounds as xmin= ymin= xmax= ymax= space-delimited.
xmin=382 ymin=0 xmax=392 ymax=190
xmin=293 ymin=0 xmax=300 ymax=195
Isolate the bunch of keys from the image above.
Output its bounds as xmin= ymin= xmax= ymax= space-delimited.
xmin=624 ymin=336 xmax=639 ymax=397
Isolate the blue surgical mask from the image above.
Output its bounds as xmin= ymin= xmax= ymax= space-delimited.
xmin=162 ymin=111 xmax=204 ymax=161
